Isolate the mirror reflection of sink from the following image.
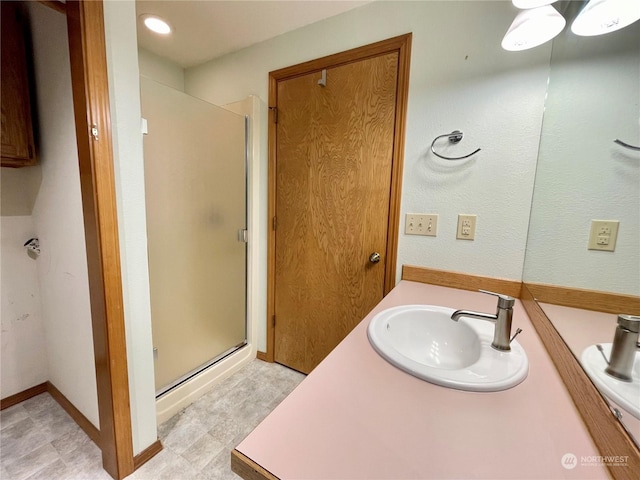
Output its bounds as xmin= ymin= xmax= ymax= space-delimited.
xmin=581 ymin=344 xmax=640 ymax=420
xmin=367 ymin=305 xmax=528 ymax=392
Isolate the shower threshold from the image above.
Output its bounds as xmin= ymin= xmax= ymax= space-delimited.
xmin=155 ymin=341 xmax=248 ymax=398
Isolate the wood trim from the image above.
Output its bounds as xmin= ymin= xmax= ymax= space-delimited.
xmin=268 ymin=34 xmax=412 ymax=80
xmin=402 ymin=265 xmax=522 ymax=298
xmin=38 ymin=0 xmax=67 ymax=14
xmin=521 ymin=286 xmax=640 ymax=480
xmin=256 ymin=351 xmax=268 ymax=362
xmin=265 ymin=33 xmax=412 ymax=363
xmin=66 ymin=1 xmax=134 ymax=478
xmin=0 ymin=383 xmax=47 ymax=410
xmin=384 ymin=34 xmax=411 ymax=295
xmin=47 ymin=381 xmax=101 ymax=447
xmin=133 ymin=440 xmax=163 ymax=470
xmin=231 ymin=449 xmax=280 ymax=480
xmin=265 ymin=72 xmax=277 ymax=363
xmin=525 ymin=282 xmax=640 ymax=315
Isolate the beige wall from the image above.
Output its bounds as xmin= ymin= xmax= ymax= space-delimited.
xmin=0 ymin=167 xmax=42 ymax=216
xmin=138 ymin=47 xmax=185 ymax=91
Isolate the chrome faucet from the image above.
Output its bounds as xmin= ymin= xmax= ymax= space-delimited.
xmin=600 ymin=314 xmax=640 ymax=382
xmin=451 ymin=290 xmax=520 ymax=352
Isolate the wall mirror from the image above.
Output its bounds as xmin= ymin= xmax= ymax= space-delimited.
xmin=522 ymin=0 xmax=640 ymax=452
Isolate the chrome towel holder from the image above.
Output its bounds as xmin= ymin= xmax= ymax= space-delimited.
xmin=431 ymin=130 xmax=481 ymax=160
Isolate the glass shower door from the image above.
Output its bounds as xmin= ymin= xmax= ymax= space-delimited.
xmin=140 ymin=76 xmax=247 ymax=395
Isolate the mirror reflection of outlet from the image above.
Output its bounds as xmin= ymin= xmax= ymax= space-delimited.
xmin=456 ymin=214 xmax=477 ymax=240
xmin=405 ymin=214 xmax=438 ymax=236
xmin=588 ymin=220 xmax=619 ymax=251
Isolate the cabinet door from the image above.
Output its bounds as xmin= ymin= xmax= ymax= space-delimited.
xmin=1 ymin=1 xmax=37 ymax=167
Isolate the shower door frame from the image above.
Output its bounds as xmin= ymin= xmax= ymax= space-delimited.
xmin=146 ymin=108 xmax=250 ymax=398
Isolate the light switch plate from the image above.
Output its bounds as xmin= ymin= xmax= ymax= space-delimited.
xmin=405 ymin=214 xmax=438 ymax=236
xmin=588 ymin=220 xmax=619 ymax=251
xmin=456 ymin=214 xmax=477 ymax=240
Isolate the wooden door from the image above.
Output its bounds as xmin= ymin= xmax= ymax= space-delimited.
xmin=273 ymin=52 xmax=400 ymax=373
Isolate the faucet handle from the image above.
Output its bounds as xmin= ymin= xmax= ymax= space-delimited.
xmin=479 ymin=289 xmax=515 ymax=309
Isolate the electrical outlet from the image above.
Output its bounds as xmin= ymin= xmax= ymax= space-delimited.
xmin=456 ymin=214 xmax=477 ymax=240
xmin=588 ymin=220 xmax=619 ymax=251
xmin=405 ymin=214 xmax=438 ymax=236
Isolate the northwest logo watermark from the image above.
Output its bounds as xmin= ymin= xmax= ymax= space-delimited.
xmin=561 ymin=453 xmax=629 ymax=469
xmin=561 ymin=453 xmax=577 ymax=470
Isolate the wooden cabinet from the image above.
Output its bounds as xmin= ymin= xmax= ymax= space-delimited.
xmin=1 ymin=1 xmax=37 ymax=168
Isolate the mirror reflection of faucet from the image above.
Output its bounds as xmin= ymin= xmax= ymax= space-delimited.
xmin=581 ymin=314 xmax=640 ymax=420
xmin=597 ymin=314 xmax=640 ymax=382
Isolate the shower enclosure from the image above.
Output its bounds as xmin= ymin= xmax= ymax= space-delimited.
xmin=140 ymin=76 xmax=247 ymax=396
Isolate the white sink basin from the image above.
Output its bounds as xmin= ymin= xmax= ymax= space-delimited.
xmin=581 ymin=344 xmax=640 ymax=420
xmin=367 ymin=305 xmax=528 ymax=392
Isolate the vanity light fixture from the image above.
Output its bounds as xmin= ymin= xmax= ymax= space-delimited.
xmin=571 ymin=0 xmax=640 ymax=36
xmin=140 ymin=14 xmax=172 ymax=35
xmin=502 ymin=5 xmax=566 ymax=51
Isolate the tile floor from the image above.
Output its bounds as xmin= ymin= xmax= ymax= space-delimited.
xmin=1 ymin=360 xmax=305 ymax=480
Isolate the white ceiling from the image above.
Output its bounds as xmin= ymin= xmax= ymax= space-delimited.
xmin=136 ymin=0 xmax=371 ymax=68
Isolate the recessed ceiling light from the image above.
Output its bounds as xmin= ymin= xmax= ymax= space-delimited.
xmin=140 ymin=14 xmax=172 ymax=35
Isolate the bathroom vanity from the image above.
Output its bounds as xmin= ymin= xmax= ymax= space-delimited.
xmin=232 ymin=280 xmax=609 ymax=479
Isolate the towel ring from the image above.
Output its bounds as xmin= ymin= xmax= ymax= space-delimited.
xmin=614 ymin=139 xmax=640 ymax=151
xmin=431 ymin=130 xmax=481 ymax=160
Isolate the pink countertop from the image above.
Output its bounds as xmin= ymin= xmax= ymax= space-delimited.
xmin=238 ymin=281 xmax=609 ymax=479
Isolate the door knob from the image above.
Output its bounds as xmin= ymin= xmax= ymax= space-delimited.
xmin=369 ymin=252 xmax=381 ymax=263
